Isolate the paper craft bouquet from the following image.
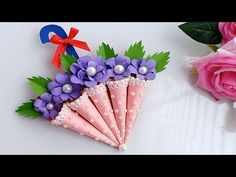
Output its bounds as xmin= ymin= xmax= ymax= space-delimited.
xmin=16 ymin=25 xmax=170 ymax=150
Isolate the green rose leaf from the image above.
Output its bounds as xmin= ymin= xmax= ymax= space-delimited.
xmin=97 ymin=42 xmax=118 ymax=59
xmin=27 ymin=76 xmax=52 ymax=96
xmin=15 ymin=99 xmax=41 ymax=119
xmin=61 ymin=54 xmax=77 ymax=74
xmin=124 ymin=40 xmax=145 ymax=59
xmin=178 ymin=22 xmax=222 ymax=44
xmin=147 ymin=51 xmax=170 ymax=73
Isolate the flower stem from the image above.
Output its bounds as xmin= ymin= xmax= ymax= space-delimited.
xmin=207 ymin=44 xmax=219 ymax=52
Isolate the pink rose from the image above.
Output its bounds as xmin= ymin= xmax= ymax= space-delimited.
xmin=192 ymin=38 xmax=236 ymax=101
xmin=219 ymin=22 xmax=236 ymax=45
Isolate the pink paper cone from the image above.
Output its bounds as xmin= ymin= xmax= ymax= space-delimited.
xmin=67 ymin=92 xmax=119 ymax=145
xmin=85 ymin=84 xmax=122 ymax=144
xmin=124 ymin=77 xmax=150 ymax=144
xmin=106 ymin=78 xmax=129 ymax=143
xmin=51 ymin=104 xmax=118 ymax=148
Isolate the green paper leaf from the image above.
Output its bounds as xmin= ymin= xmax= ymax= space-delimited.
xmin=124 ymin=41 xmax=145 ymax=59
xmin=27 ymin=76 xmax=52 ymax=96
xmin=96 ymin=42 xmax=118 ymax=59
xmin=61 ymin=54 xmax=77 ymax=73
xmin=15 ymin=99 xmax=41 ymax=119
xmin=178 ymin=22 xmax=222 ymax=44
xmin=147 ymin=51 xmax=170 ymax=73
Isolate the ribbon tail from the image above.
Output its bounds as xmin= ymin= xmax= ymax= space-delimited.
xmin=71 ymin=40 xmax=91 ymax=51
xmin=52 ymin=45 xmax=67 ymax=69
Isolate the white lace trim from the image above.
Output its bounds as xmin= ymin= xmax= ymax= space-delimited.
xmin=67 ymin=92 xmax=88 ymax=110
xmin=128 ymin=77 xmax=150 ymax=87
xmin=106 ymin=78 xmax=129 ymax=89
xmin=84 ymin=83 xmax=107 ymax=96
xmin=51 ymin=104 xmax=70 ymax=126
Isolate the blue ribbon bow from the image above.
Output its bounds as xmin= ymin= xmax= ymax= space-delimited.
xmin=39 ymin=24 xmax=79 ymax=59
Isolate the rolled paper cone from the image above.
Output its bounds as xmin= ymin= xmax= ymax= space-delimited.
xmin=51 ymin=104 xmax=118 ymax=148
xmin=85 ymin=84 xmax=122 ymax=144
xmin=124 ymin=77 xmax=150 ymax=144
xmin=67 ymin=92 xmax=119 ymax=145
xmin=106 ymin=78 xmax=129 ymax=143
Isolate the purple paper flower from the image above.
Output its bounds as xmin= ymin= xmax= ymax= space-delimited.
xmin=70 ymin=55 xmax=109 ymax=87
xmin=34 ymin=93 xmax=62 ymax=120
xmin=106 ymin=56 xmax=132 ymax=80
xmin=48 ymin=73 xmax=83 ymax=103
xmin=129 ymin=59 xmax=156 ymax=80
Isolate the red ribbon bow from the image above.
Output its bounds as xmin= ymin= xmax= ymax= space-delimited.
xmin=49 ymin=27 xmax=90 ymax=68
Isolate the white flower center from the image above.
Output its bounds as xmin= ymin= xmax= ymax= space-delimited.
xmin=46 ymin=103 xmax=54 ymax=110
xmin=114 ymin=64 xmax=125 ymax=74
xmin=62 ymin=84 xmax=73 ymax=93
xmin=138 ymin=66 xmax=148 ymax=75
xmin=86 ymin=66 xmax=97 ymax=76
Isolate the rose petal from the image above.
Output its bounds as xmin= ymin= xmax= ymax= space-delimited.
xmin=196 ymin=67 xmax=224 ymax=100
xmin=221 ymin=71 xmax=236 ymax=85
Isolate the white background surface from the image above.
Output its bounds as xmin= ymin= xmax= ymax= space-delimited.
xmin=1 ymin=22 xmax=236 ymax=154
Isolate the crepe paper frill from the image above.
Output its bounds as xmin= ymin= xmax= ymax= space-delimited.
xmin=106 ymin=78 xmax=129 ymax=143
xmin=51 ymin=104 xmax=118 ymax=148
xmin=84 ymin=84 xmax=122 ymax=144
xmin=67 ymin=92 xmax=119 ymax=145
